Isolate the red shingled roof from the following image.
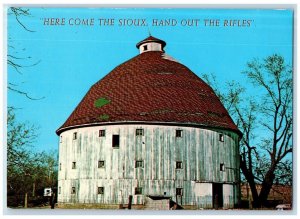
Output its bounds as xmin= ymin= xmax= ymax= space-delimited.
xmin=56 ymin=40 xmax=240 ymax=135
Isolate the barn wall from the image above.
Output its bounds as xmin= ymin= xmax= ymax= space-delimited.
xmin=57 ymin=124 xmax=239 ymax=208
xmin=223 ymin=184 xmax=234 ymax=209
xmin=193 ymin=182 xmax=213 ymax=208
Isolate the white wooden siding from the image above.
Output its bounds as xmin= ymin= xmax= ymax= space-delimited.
xmin=58 ymin=124 xmax=239 ymax=208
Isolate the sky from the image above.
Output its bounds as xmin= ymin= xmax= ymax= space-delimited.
xmin=6 ymin=7 xmax=293 ymax=153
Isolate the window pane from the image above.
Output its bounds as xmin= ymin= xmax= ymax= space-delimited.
xmin=136 ymin=129 xmax=144 ymax=136
xmin=112 ymin=135 xmax=120 ymax=148
xmin=98 ymin=161 xmax=105 ymax=168
xmin=135 ymin=160 xmax=144 ymax=168
xmin=220 ymin=163 xmax=225 ymax=171
xmin=98 ymin=187 xmax=104 ymax=194
xmin=176 ymin=161 xmax=182 ymax=169
xmin=99 ymin=130 xmax=105 ymax=137
xmin=176 ymin=188 xmax=183 ymax=196
xmin=219 ymin=134 xmax=224 ymax=142
xmin=135 ymin=187 xmax=142 ymax=195
xmin=176 ymin=130 xmax=182 ymax=137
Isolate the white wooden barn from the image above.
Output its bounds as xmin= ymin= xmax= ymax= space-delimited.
xmin=56 ymin=36 xmax=241 ymax=209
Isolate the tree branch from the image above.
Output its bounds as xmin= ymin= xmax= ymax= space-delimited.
xmin=8 ymin=85 xmax=45 ymax=100
xmin=10 ymin=7 xmax=35 ymax=32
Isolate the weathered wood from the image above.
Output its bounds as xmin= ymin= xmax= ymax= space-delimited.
xmin=58 ymin=124 xmax=239 ymax=208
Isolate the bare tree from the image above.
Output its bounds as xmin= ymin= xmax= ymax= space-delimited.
xmin=242 ymin=54 xmax=292 ymax=207
xmin=7 ymin=7 xmax=43 ymax=100
xmin=202 ymin=54 xmax=293 ymax=208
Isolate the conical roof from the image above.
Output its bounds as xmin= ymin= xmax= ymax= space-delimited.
xmin=56 ymin=36 xmax=240 ymax=135
xmin=136 ymin=36 xmax=166 ymax=49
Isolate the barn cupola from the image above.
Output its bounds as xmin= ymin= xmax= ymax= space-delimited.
xmin=136 ymin=35 xmax=166 ymax=54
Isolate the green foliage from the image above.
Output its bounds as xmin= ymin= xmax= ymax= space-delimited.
xmin=7 ymin=108 xmax=58 ymax=207
xmin=94 ymin=97 xmax=111 ymax=108
xmin=99 ymin=114 xmax=110 ymax=121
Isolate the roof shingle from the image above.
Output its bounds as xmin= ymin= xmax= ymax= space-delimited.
xmin=56 ymin=45 xmax=240 ymax=135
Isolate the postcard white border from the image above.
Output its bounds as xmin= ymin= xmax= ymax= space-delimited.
xmin=0 ymin=1 xmax=298 ymax=218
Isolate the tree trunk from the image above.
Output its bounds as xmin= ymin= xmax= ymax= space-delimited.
xmin=32 ymin=182 xmax=35 ymax=197
xmin=240 ymin=155 xmax=260 ymax=208
xmin=258 ymin=168 xmax=275 ymax=207
xmin=24 ymin=193 xmax=28 ymax=208
xmin=248 ymin=178 xmax=260 ymax=208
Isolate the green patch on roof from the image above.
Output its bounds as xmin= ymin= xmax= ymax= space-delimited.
xmin=94 ymin=97 xmax=111 ymax=108
xmin=99 ymin=114 xmax=110 ymax=121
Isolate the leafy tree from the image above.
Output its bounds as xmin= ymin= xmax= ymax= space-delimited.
xmin=7 ymin=108 xmax=38 ymax=204
xmin=7 ymin=108 xmax=58 ymax=207
xmin=36 ymin=150 xmax=58 ymax=190
xmin=202 ymin=54 xmax=292 ymax=208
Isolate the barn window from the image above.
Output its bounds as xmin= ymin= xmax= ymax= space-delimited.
xmin=112 ymin=135 xmax=120 ymax=148
xmin=98 ymin=187 xmax=104 ymax=195
xmin=72 ymin=162 xmax=76 ymax=169
xmin=135 ymin=187 xmax=143 ymax=195
xmin=58 ymin=187 xmax=61 ymax=194
xmin=136 ymin=129 xmax=144 ymax=136
xmin=176 ymin=188 xmax=183 ymax=196
xmin=176 ymin=161 xmax=183 ymax=169
xmin=98 ymin=160 xmax=105 ymax=168
xmin=219 ymin=133 xmax=224 ymax=142
xmin=99 ymin=130 xmax=106 ymax=137
xmin=135 ymin=160 xmax=144 ymax=168
xmin=176 ymin=130 xmax=183 ymax=137
xmin=71 ymin=187 xmax=76 ymax=194
xmin=220 ymin=163 xmax=225 ymax=171
xmin=143 ymin=45 xmax=148 ymax=51
xmin=73 ymin=132 xmax=77 ymax=140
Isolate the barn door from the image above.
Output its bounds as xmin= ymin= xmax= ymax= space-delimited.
xmin=213 ymin=183 xmax=223 ymax=209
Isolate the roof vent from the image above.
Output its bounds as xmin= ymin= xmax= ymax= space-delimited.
xmin=136 ymin=36 xmax=166 ymax=54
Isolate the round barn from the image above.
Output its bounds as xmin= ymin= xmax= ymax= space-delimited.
xmin=56 ymin=36 xmax=241 ymax=209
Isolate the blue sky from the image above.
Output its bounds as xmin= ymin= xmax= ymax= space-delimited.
xmin=7 ymin=8 xmax=293 ymax=152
